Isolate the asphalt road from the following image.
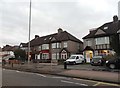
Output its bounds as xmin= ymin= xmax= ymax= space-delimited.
xmin=2 ymin=69 xmax=119 ymax=87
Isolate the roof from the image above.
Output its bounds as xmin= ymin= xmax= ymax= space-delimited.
xmin=83 ymin=20 xmax=120 ymax=39
xmin=20 ymin=43 xmax=28 ymax=47
xmin=83 ymin=46 xmax=94 ymax=51
xmin=27 ymin=30 xmax=83 ymax=47
xmin=2 ymin=45 xmax=19 ymax=51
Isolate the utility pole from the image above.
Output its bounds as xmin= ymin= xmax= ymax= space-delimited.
xmin=28 ymin=0 xmax=32 ymax=64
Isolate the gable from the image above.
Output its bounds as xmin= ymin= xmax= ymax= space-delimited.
xmin=95 ymin=29 xmax=106 ymax=35
xmin=51 ymin=37 xmax=56 ymax=41
xmin=61 ymin=50 xmax=67 ymax=53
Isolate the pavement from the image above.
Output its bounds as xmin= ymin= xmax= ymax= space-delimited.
xmin=2 ymin=62 xmax=120 ymax=84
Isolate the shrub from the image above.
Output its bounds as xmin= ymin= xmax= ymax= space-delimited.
xmin=58 ymin=59 xmax=65 ymax=65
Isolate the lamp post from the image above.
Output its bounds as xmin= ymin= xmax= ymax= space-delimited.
xmin=28 ymin=0 xmax=32 ymax=64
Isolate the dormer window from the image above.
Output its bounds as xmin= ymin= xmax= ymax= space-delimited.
xmin=49 ymin=37 xmax=52 ymax=40
xmin=44 ymin=38 xmax=47 ymax=41
xmin=104 ymin=27 xmax=108 ymax=30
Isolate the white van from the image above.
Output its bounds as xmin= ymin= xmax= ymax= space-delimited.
xmin=66 ymin=55 xmax=85 ymax=64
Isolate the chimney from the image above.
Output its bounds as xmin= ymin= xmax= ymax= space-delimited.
xmin=58 ymin=28 xmax=63 ymax=34
xmin=89 ymin=28 xmax=96 ymax=33
xmin=113 ymin=15 xmax=118 ymax=22
xmin=35 ymin=35 xmax=39 ymax=39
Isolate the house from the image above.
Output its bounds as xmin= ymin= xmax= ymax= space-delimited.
xmin=20 ymin=28 xmax=83 ymax=62
xmin=2 ymin=45 xmax=19 ymax=59
xmin=82 ymin=15 xmax=120 ymax=62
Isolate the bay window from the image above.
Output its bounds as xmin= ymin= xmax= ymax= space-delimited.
xmin=95 ymin=37 xmax=109 ymax=45
xmin=52 ymin=43 xmax=61 ymax=49
xmin=42 ymin=44 xmax=49 ymax=50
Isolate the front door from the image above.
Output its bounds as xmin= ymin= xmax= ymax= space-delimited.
xmin=61 ymin=53 xmax=67 ymax=60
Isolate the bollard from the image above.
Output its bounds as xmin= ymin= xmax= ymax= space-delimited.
xmin=64 ymin=61 xmax=67 ymax=69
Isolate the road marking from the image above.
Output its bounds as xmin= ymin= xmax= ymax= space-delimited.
xmin=51 ymin=76 xmax=71 ymax=80
xmin=73 ymin=78 xmax=120 ymax=86
xmin=61 ymin=80 xmax=88 ymax=86
xmin=93 ymin=82 xmax=101 ymax=86
xmin=73 ymin=78 xmax=98 ymax=83
xmin=36 ymin=74 xmax=46 ymax=77
xmin=93 ymin=82 xmax=120 ymax=86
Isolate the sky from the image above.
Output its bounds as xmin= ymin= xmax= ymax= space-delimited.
xmin=0 ymin=0 xmax=120 ymax=47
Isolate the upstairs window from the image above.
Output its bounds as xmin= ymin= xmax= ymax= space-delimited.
xmin=42 ymin=44 xmax=49 ymax=50
xmin=95 ymin=37 xmax=109 ymax=45
xmin=52 ymin=43 xmax=56 ymax=49
xmin=57 ymin=43 xmax=61 ymax=48
xmin=104 ymin=27 xmax=108 ymax=30
xmin=63 ymin=42 xmax=67 ymax=48
xmin=52 ymin=43 xmax=61 ymax=49
xmin=86 ymin=40 xmax=92 ymax=46
xmin=38 ymin=46 xmax=41 ymax=51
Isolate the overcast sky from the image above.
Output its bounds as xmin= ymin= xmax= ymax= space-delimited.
xmin=0 ymin=0 xmax=119 ymax=47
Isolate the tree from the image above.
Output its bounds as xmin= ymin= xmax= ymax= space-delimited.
xmin=110 ymin=34 xmax=120 ymax=56
xmin=14 ymin=49 xmax=27 ymax=61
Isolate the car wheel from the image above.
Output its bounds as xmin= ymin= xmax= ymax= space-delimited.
xmin=73 ymin=61 xmax=76 ymax=65
xmin=109 ymin=64 xmax=116 ymax=69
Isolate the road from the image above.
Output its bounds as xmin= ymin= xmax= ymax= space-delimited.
xmin=2 ymin=69 xmax=119 ymax=87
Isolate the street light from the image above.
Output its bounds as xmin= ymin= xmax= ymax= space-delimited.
xmin=28 ymin=0 xmax=32 ymax=64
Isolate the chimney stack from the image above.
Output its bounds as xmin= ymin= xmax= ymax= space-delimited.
xmin=35 ymin=35 xmax=39 ymax=39
xmin=58 ymin=28 xmax=63 ymax=34
xmin=113 ymin=15 xmax=118 ymax=22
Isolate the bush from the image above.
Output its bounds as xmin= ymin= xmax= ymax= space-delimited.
xmin=104 ymin=54 xmax=116 ymax=60
xmin=58 ymin=59 xmax=66 ymax=65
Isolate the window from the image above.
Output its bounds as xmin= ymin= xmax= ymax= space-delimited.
xmin=44 ymin=38 xmax=47 ymax=41
xmin=76 ymin=56 xmax=79 ymax=59
xmin=56 ymin=53 xmax=59 ymax=59
xmin=77 ymin=43 xmax=80 ymax=49
xmin=38 ymin=46 xmax=41 ymax=51
xmin=52 ymin=43 xmax=56 ymax=48
xmin=52 ymin=53 xmax=59 ymax=60
xmin=49 ymin=37 xmax=52 ymax=40
xmin=57 ymin=43 xmax=61 ymax=48
xmin=86 ymin=40 xmax=92 ymax=46
xmin=42 ymin=53 xmax=49 ymax=59
xmin=42 ymin=44 xmax=49 ymax=50
xmin=104 ymin=27 xmax=108 ymax=30
xmin=52 ymin=53 xmax=56 ymax=59
xmin=63 ymin=42 xmax=67 ymax=48
xmin=95 ymin=37 xmax=109 ymax=45
xmin=52 ymin=43 xmax=61 ymax=49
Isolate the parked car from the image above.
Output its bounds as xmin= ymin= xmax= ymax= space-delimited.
xmin=91 ymin=56 xmax=106 ymax=66
xmin=106 ymin=57 xmax=120 ymax=69
xmin=66 ymin=55 xmax=85 ymax=64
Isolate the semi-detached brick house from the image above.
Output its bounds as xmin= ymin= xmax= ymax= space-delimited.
xmin=82 ymin=16 xmax=120 ymax=62
xmin=20 ymin=28 xmax=83 ymax=62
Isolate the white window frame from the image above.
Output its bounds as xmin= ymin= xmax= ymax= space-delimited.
xmin=63 ymin=42 xmax=67 ymax=48
xmin=42 ymin=44 xmax=49 ymax=50
xmin=86 ymin=40 xmax=92 ymax=46
xmin=56 ymin=53 xmax=59 ymax=59
xmin=42 ymin=53 xmax=49 ymax=59
xmin=57 ymin=43 xmax=61 ymax=48
xmin=52 ymin=53 xmax=56 ymax=59
xmin=95 ymin=37 xmax=109 ymax=45
xmin=52 ymin=43 xmax=56 ymax=49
